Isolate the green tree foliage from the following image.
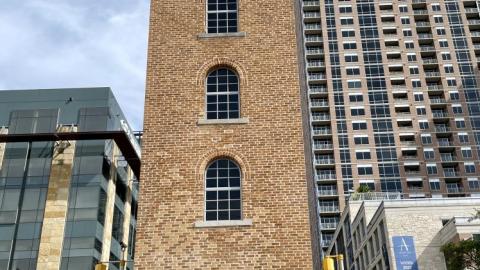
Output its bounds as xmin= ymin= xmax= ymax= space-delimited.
xmin=441 ymin=239 xmax=480 ymax=270
xmin=356 ymin=184 xmax=371 ymax=193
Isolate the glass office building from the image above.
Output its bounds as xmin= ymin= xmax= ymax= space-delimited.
xmin=0 ymin=88 xmax=140 ymax=270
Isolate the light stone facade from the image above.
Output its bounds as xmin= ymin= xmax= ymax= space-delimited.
xmin=326 ymin=196 xmax=480 ymax=270
xmin=37 ymin=126 xmax=77 ymax=270
xmin=0 ymin=127 xmax=7 ymax=170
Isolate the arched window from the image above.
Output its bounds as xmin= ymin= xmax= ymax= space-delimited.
xmin=205 ymin=159 xmax=241 ymax=221
xmin=206 ymin=68 xmax=239 ymax=119
xmin=207 ymin=0 xmax=238 ymax=34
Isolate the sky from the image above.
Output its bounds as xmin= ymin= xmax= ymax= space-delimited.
xmin=0 ymin=0 xmax=150 ymax=130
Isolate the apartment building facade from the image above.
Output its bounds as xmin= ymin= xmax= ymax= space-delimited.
xmin=0 ymin=88 xmax=140 ymax=270
xmin=300 ymin=0 xmax=480 ymax=252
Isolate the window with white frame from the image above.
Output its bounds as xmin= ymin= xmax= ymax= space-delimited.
xmin=205 ymin=159 xmax=241 ymax=221
xmin=468 ymin=177 xmax=480 ymax=189
xmin=434 ymin=16 xmax=443 ymax=24
xmin=465 ymin=163 xmax=476 ymax=174
xmin=429 ymin=179 xmax=441 ymax=191
xmin=206 ymin=68 xmax=239 ymax=119
xmin=207 ymin=0 xmax=238 ymax=34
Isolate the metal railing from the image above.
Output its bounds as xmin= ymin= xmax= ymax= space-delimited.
xmin=349 ymin=192 xmax=403 ymax=201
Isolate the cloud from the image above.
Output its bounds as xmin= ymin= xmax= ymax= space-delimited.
xmin=0 ymin=0 xmax=150 ymax=130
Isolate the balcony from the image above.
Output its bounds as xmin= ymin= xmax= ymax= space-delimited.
xmin=413 ymin=10 xmax=428 ymax=16
xmin=432 ymin=112 xmax=449 ymax=118
xmin=438 ymin=140 xmax=453 ymax=147
xmin=312 ymin=128 xmax=332 ymax=136
xmin=435 ymin=126 xmax=451 ymax=133
xmin=408 ymin=186 xmax=425 ymax=192
xmin=430 ymin=98 xmax=447 ymax=104
xmin=425 ymin=71 xmax=441 ymax=79
xmin=441 ymin=155 xmax=457 ymax=162
xmin=311 ymin=99 xmax=329 ymax=108
xmin=315 ymin=158 xmax=335 ymax=165
xmin=469 ymin=19 xmax=480 ymax=25
xmin=321 ymin=239 xmax=332 ymax=247
xmin=446 ymin=186 xmax=464 ymax=194
xmin=304 ymin=12 xmax=321 ymax=19
xmin=465 ymin=8 xmax=479 ymax=14
xmin=423 ymin=58 xmax=438 ymax=65
xmin=405 ymin=170 xmax=421 ymax=176
xmin=427 ymin=85 xmax=444 ymax=93
xmin=303 ymin=0 xmax=320 ymax=8
xmin=418 ymin=33 xmax=433 ymax=40
xmin=307 ymin=60 xmax=325 ymax=68
xmin=313 ymin=142 xmax=333 ymax=149
xmin=320 ymin=222 xmax=338 ymax=230
xmin=444 ymin=170 xmax=460 ymax=178
xmin=471 ymin=31 xmax=480 ymax=38
xmin=305 ymin=35 xmax=323 ymax=43
xmin=311 ymin=113 xmax=331 ymax=121
xmin=308 ymin=72 xmax=326 ymax=82
xmin=309 ymin=85 xmax=327 ymax=94
xmin=319 ymin=206 xmax=340 ymax=213
xmin=401 ymin=141 xmax=417 ymax=147
xmin=305 ymin=47 xmax=324 ymax=56
xmin=304 ymin=23 xmax=322 ymax=32
xmin=415 ymin=22 xmax=431 ymax=31
xmin=316 ymin=174 xmax=336 ymax=181
xmin=420 ymin=46 xmax=435 ymax=52
xmin=318 ymin=189 xmax=338 ymax=196
xmin=403 ymin=154 xmax=418 ymax=160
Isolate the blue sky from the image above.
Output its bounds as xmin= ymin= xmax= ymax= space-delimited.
xmin=0 ymin=0 xmax=150 ymax=130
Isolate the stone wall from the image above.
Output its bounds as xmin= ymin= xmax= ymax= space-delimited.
xmin=36 ymin=126 xmax=77 ymax=270
xmin=384 ymin=199 xmax=480 ymax=270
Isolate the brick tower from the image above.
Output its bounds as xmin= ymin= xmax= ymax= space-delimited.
xmin=136 ymin=0 xmax=319 ymax=269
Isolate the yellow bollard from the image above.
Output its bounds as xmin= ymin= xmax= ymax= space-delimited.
xmin=322 ymin=257 xmax=335 ymax=270
xmin=95 ymin=264 xmax=107 ymax=270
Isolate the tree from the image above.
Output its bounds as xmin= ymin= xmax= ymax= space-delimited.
xmin=441 ymin=239 xmax=480 ymax=270
xmin=356 ymin=184 xmax=371 ymax=193
xmin=469 ymin=209 xmax=480 ymax=222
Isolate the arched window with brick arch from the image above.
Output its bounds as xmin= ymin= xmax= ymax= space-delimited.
xmin=206 ymin=0 xmax=238 ymax=33
xmin=205 ymin=158 xmax=241 ymax=221
xmin=206 ymin=68 xmax=240 ymax=120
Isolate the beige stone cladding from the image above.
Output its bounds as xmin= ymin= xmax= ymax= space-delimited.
xmin=36 ymin=126 xmax=77 ymax=270
xmin=136 ymin=0 xmax=315 ymax=269
xmin=383 ymin=198 xmax=480 ymax=270
xmin=0 ymin=127 xmax=7 ymax=170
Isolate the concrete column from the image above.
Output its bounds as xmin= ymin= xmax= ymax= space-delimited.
xmin=121 ymin=168 xmax=133 ymax=261
xmin=0 ymin=127 xmax=8 ymax=169
xmin=37 ymin=126 xmax=77 ymax=270
xmin=100 ymin=143 xmax=120 ymax=267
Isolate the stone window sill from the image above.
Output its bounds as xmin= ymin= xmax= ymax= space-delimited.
xmin=197 ymin=32 xmax=247 ymax=39
xmin=194 ymin=219 xmax=253 ymax=228
xmin=197 ymin=118 xmax=249 ymax=125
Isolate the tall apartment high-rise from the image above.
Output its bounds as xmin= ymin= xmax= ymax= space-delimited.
xmin=0 ymin=88 xmax=140 ymax=270
xmin=301 ymin=0 xmax=480 ymax=253
xmin=136 ymin=0 xmax=320 ymax=269
xmin=138 ymin=0 xmax=480 ymax=268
